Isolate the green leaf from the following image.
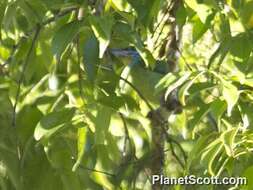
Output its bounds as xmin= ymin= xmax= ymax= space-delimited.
xmin=125 ymin=64 xmax=163 ymax=104
xmin=34 ymin=108 xmax=75 ymax=141
xmin=176 ymin=4 xmax=187 ymax=26
xmin=87 ymin=106 xmax=112 ymax=145
xmin=144 ymin=0 xmax=161 ymax=29
xmin=201 ymin=140 xmax=223 ymax=176
xmin=89 ymin=15 xmax=114 ymax=58
xmin=186 ymin=133 xmax=215 ymax=171
xmin=45 ymin=138 xmax=82 ymax=190
xmin=83 ymin=35 xmax=99 ymax=83
xmin=0 ymin=0 xmax=7 ymax=39
xmin=230 ymin=33 xmax=252 ymax=60
xmin=192 ymin=12 xmax=215 ymax=43
xmin=210 ymin=99 xmax=227 ymax=130
xmin=178 ymin=71 xmax=205 ymax=105
xmin=243 ymin=166 xmax=253 ymax=190
xmin=221 ymin=127 xmax=239 ymax=157
xmin=52 ymin=21 xmax=83 ymax=59
xmin=72 ymin=126 xmax=90 ymax=172
xmin=3 ymin=1 xmax=17 ymax=31
xmin=221 ymin=81 xmax=240 ymax=117
xmin=164 ymin=72 xmax=191 ymax=100
xmin=188 ymin=103 xmax=211 ymax=135
xmin=108 ymin=0 xmax=133 ymax=12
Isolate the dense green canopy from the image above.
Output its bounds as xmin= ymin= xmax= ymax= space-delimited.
xmin=0 ymin=0 xmax=253 ymax=190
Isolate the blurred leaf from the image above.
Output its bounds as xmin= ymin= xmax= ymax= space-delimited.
xmin=164 ymin=72 xmax=191 ymax=100
xmin=72 ymin=126 xmax=89 ymax=172
xmin=108 ymin=0 xmax=133 ymax=12
xmin=186 ymin=133 xmax=214 ymax=171
xmin=89 ymin=15 xmax=114 ymax=58
xmin=176 ymin=4 xmax=187 ymax=26
xmin=52 ymin=20 xmax=83 ymax=59
xmin=230 ymin=33 xmax=252 ymax=60
xmin=210 ymin=99 xmax=226 ymax=129
xmin=192 ymin=12 xmax=215 ymax=43
xmin=243 ymin=166 xmax=253 ymax=189
xmin=83 ymin=35 xmax=100 ymax=83
xmin=221 ymin=81 xmax=239 ymax=117
xmin=91 ymin=167 xmax=114 ymax=190
xmin=144 ymin=0 xmax=161 ymax=29
xmin=34 ymin=108 xmax=75 ymax=141
xmin=201 ymin=140 xmax=223 ymax=176
xmin=88 ymin=106 xmax=112 ymax=145
xmin=0 ymin=0 xmax=7 ymax=39
xmin=178 ymin=71 xmax=205 ymax=105
xmin=188 ymin=103 xmax=211 ymax=133
xmin=221 ymin=127 xmax=239 ymax=157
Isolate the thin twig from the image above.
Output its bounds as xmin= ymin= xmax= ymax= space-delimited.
xmin=119 ymin=76 xmax=154 ymax=111
xmin=12 ymin=25 xmax=41 ymax=128
xmin=169 ymin=141 xmax=184 ymax=169
xmin=79 ymin=165 xmax=116 ymax=177
xmin=96 ymin=64 xmax=154 ymax=111
xmin=164 ymin=132 xmax=187 ymax=164
xmin=151 ymin=2 xmax=173 ymax=39
xmin=119 ymin=112 xmax=130 ymax=156
xmin=176 ymin=46 xmax=193 ymax=71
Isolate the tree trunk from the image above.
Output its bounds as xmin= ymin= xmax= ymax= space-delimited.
xmin=150 ymin=1 xmax=182 ymax=190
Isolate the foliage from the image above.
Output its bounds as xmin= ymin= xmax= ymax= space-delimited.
xmin=0 ymin=0 xmax=253 ymax=190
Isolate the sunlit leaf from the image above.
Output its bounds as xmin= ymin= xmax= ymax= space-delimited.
xmin=221 ymin=81 xmax=239 ymax=117
xmin=178 ymin=71 xmax=205 ymax=105
xmin=221 ymin=127 xmax=239 ymax=157
xmin=89 ymin=15 xmax=114 ymax=58
xmin=34 ymin=108 xmax=75 ymax=141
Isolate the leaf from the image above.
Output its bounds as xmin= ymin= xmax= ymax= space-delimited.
xmin=108 ymin=0 xmax=133 ymax=12
xmin=201 ymin=140 xmax=223 ymax=176
xmin=3 ymin=1 xmax=17 ymax=31
xmin=221 ymin=127 xmax=239 ymax=157
xmin=210 ymin=99 xmax=227 ymax=129
xmin=186 ymin=133 xmax=215 ymax=171
xmin=89 ymin=15 xmax=114 ymax=58
xmin=90 ymin=166 xmax=114 ymax=190
xmin=243 ymin=166 xmax=253 ymax=189
xmin=188 ymin=103 xmax=211 ymax=135
xmin=83 ymin=35 xmax=100 ymax=83
xmin=52 ymin=21 xmax=83 ymax=59
xmin=164 ymin=72 xmax=191 ymax=100
xmin=178 ymin=71 xmax=205 ymax=105
xmin=155 ymin=72 xmax=179 ymax=92
xmin=176 ymin=4 xmax=187 ymax=26
xmin=192 ymin=12 xmax=215 ymax=43
xmin=72 ymin=127 xmax=87 ymax=172
xmin=230 ymin=33 xmax=252 ymax=60
xmin=0 ymin=0 xmax=7 ymax=39
xmin=144 ymin=0 xmax=161 ymax=29
xmin=45 ymin=138 xmax=82 ymax=190
xmin=34 ymin=108 xmax=75 ymax=141
xmin=87 ymin=106 xmax=112 ymax=145
xmin=126 ymin=64 xmax=164 ymax=104
xmin=221 ymin=81 xmax=239 ymax=117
